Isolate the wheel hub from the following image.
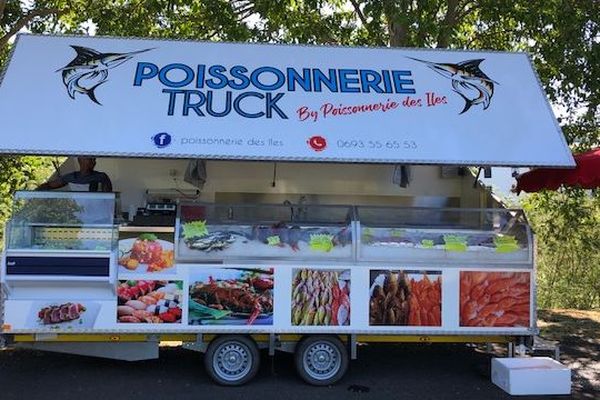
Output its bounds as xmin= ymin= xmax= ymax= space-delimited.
xmin=214 ymin=343 xmax=251 ymax=381
xmin=303 ymin=342 xmax=341 ymax=380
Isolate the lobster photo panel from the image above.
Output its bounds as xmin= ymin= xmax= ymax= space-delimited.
xmin=188 ymin=268 xmax=274 ymax=326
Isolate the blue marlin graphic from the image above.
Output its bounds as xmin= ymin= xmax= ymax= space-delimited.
xmin=56 ymin=46 xmax=152 ymax=105
xmin=408 ymin=57 xmax=498 ymax=114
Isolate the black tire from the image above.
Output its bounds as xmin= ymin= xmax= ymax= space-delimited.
xmin=204 ymin=335 xmax=260 ymax=386
xmin=294 ymin=335 xmax=349 ymax=386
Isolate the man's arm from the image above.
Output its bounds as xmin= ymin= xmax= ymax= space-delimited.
xmin=37 ymin=178 xmax=67 ymax=191
xmin=100 ymin=173 xmax=113 ymax=192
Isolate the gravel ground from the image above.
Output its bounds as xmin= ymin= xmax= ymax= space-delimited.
xmin=0 ymin=309 xmax=597 ymax=400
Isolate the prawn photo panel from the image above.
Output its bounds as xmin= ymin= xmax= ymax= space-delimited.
xmin=291 ymin=268 xmax=351 ymax=326
xmin=117 ymin=280 xmax=183 ymax=324
xmin=369 ymin=270 xmax=442 ymax=326
xmin=459 ymin=271 xmax=531 ymax=328
xmin=188 ymin=268 xmax=274 ymax=326
xmin=118 ymin=228 xmax=175 ymax=275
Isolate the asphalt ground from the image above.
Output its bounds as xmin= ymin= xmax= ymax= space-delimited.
xmin=0 ymin=342 xmax=592 ymax=400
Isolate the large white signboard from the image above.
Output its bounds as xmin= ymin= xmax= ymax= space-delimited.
xmin=0 ymin=34 xmax=573 ymax=166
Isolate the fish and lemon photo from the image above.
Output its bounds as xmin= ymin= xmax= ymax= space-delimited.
xmin=188 ymin=268 xmax=274 ymax=326
xmin=177 ymin=204 xmax=353 ymax=261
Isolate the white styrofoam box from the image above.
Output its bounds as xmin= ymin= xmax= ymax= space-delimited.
xmin=491 ymin=357 xmax=571 ymax=396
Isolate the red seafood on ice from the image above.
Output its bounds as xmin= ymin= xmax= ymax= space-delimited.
xmin=331 ymin=281 xmax=350 ymax=325
xmin=459 ymin=271 xmax=530 ymax=327
xmin=369 ymin=270 xmax=441 ymax=326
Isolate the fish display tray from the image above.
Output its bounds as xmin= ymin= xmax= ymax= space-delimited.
xmin=359 ymin=244 xmax=529 ymax=263
xmin=177 ymin=235 xmax=353 ymax=261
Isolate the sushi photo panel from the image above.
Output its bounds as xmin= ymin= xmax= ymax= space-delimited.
xmin=118 ymin=228 xmax=175 ymax=275
xmin=117 ymin=280 xmax=183 ymax=324
xmin=188 ymin=268 xmax=274 ymax=326
xmin=459 ymin=271 xmax=530 ymax=327
xmin=369 ymin=270 xmax=442 ymax=326
xmin=291 ymin=268 xmax=351 ymax=326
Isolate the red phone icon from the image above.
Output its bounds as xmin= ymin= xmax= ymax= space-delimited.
xmin=307 ymin=135 xmax=327 ymax=152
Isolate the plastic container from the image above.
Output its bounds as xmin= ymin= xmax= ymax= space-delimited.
xmin=491 ymin=357 xmax=571 ymax=395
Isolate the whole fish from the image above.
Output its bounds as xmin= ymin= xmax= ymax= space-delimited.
xmin=252 ymin=222 xmax=301 ymax=251
xmin=186 ymin=232 xmax=236 ymax=252
xmin=56 ymin=45 xmax=152 ymax=105
xmin=408 ymin=57 xmax=498 ymax=114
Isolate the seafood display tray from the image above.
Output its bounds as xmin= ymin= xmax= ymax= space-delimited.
xmin=177 ymin=236 xmax=353 ymax=261
xmin=359 ymin=246 xmax=530 ymax=262
xmin=174 ymin=204 xmax=531 ymax=264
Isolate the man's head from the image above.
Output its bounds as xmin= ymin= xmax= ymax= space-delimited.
xmin=77 ymin=156 xmax=97 ymax=172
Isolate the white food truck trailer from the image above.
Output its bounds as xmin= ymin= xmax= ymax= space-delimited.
xmin=0 ymin=34 xmax=574 ymax=385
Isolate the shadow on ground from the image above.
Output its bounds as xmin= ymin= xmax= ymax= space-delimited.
xmin=538 ymin=309 xmax=600 ymax=399
xmin=0 ymin=341 xmax=587 ymax=400
xmin=0 ymin=309 xmax=597 ymax=399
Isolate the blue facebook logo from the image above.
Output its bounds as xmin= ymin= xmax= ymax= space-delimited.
xmin=152 ymin=132 xmax=172 ymax=148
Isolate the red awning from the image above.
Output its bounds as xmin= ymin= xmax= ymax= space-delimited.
xmin=515 ymin=148 xmax=600 ymax=193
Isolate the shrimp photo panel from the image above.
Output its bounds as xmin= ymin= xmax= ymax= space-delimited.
xmin=369 ymin=269 xmax=442 ymax=326
xmin=459 ymin=271 xmax=531 ymax=328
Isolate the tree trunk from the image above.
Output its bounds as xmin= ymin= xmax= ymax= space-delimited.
xmin=437 ymin=0 xmax=460 ymax=48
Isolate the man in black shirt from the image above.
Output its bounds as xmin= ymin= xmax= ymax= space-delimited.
xmin=38 ymin=157 xmax=113 ymax=192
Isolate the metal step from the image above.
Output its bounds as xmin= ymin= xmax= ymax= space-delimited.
xmin=530 ymin=336 xmax=560 ymax=360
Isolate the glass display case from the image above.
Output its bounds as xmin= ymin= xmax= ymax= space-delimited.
xmin=6 ymin=191 xmax=116 ymax=251
xmin=357 ymin=207 xmax=532 ymax=264
xmin=175 ymin=204 xmax=532 ymax=265
xmin=3 ymin=191 xmax=116 ymax=279
xmin=176 ymin=203 xmax=354 ymax=262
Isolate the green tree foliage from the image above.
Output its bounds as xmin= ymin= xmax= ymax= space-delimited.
xmin=523 ymin=189 xmax=600 ymax=309
xmin=0 ymin=157 xmax=54 ymax=248
xmin=0 ymin=1 xmax=598 ymax=308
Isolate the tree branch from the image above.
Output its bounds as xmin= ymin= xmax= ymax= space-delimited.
xmin=231 ymin=0 xmax=253 ymax=14
xmin=349 ymin=0 xmax=368 ymax=27
xmin=455 ymin=0 xmax=478 ymax=24
xmin=236 ymin=7 xmax=257 ymax=23
xmin=0 ymin=8 xmax=63 ymax=49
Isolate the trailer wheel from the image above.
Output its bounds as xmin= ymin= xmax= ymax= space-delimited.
xmin=204 ymin=335 xmax=260 ymax=386
xmin=294 ymin=336 xmax=348 ymax=386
